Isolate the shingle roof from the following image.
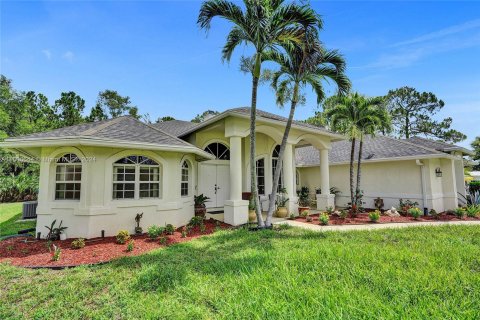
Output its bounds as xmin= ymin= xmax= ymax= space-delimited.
xmin=151 ymin=120 xmax=199 ymax=137
xmin=405 ymin=137 xmax=471 ymax=154
xmin=295 ymin=135 xmax=444 ymax=166
xmin=7 ymin=116 xmax=195 ymax=147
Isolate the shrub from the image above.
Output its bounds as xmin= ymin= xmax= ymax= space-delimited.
xmin=116 ymin=230 xmax=130 ymax=244
xmin=147 ymin=225 xmax=163 ymax=240
xmin=200 ymin=223 xmax=207 ymax=234
xmin=188 ymin=216 xmax=204 ymax=227
xmin=159 ymin=236 xmax=167 ymax=245
xmin=326 ymin=206 xmax=334 ymax=214
xmin=126 ymin=240 xmax=134 ymax=252
xmin=339 ymin=210 xmax=348 ymax=219
xmin=288 ymin=213 xmax=296 ymax=220
xmin=429 ymin=209 xmax=439 ymax=219
xmin=306 ymin=216 xmax=313 ymax=222
xmin=399 ymin=199 xmax=419 ymax=214
xmin=408 ymin=207 xmax=422 ymax=220
xmin=369 ymin=210 xmax=381 ymax=223
xmin=454 ymin=208 xmax=465 ymax=219
xmin=300 ymin=209 xmax=309 ymax=218
xmin=466 ymin=205 xmax=479 ymax=218
xmin=469 ymin=180 xmax=480 ymax=193
xmin=165 ymin=224 xmax=175 ymax=235
xmin=319 ymin=213 xmax=329 ymax=225
xmin=181 ymin=226 xmax=188 ymax=238
xmin=71 ymin=238 xmax=85 ymax=249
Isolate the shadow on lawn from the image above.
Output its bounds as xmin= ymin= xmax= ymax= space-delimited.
xmin=109 ymin=227 xmax=328 ymax=293
xmin=0 ymin=213 xmax=36 ymax=238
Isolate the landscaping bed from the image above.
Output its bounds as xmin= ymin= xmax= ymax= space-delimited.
xmin=0 ymin=219 xmax=229 ymax=268
xmin=294 ymin=211 xmax=480 ymax=225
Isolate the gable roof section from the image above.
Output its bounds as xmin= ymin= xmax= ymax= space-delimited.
xmin=2 ymin=116 xmax=214 ymax=158
xmin=296 ymin=135 xmax=447 ymax=166
xmin=405 ymin=136 xmax=473 ymax=156
xmin=152 ymin=120 xmax=200 ymax=137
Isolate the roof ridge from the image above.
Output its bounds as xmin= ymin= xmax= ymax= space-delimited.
xmin=373 ymin=134 xmax=443 ymax=155
xmin=81 ymin=116 xmax=126 ymax=136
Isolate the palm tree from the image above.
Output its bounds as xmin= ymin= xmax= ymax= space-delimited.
xmin=354 ymin=99 xmax=391 ymax=209
xmin=262 ymin=30 xmax=351 ymax=226
xmin=198 ymin=0 xmax=321 ymax=227
xmin=325 ymin=93 xmax=388 ymax=212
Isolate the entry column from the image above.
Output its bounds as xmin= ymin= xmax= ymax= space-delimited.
xmin=316 ymin=148 xmax=335 ymax=210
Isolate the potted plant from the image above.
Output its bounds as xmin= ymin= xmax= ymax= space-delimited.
xmin=297 ymin=186 xmax=310 ymax=215
xmin=248 ymin=196 xmax=257 ymax=222
xmin=194 ymin=194 xmax=210 ymax=218
xmin=275 ymin=188 xmax=289 ymax=218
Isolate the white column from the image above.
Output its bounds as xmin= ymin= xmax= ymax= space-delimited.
xmin=282 ymin=143 xmax=297 ymax=213
xmin=224 ymin=135 xmax=248 ymax=225
xmin=316 ymin=148 xmax=335 ymax=210
xmin=229 ymin=136 xmax=242 ymax=200
xmin=320 ymin=149 xmax=330 ymax=195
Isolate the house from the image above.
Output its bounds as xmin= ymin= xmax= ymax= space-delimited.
xmin=1 ymin=108 xmax=342 ymax=238
xmin=296 ymin=135 xmax=471 ymax=212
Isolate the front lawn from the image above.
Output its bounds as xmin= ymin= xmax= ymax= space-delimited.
xmin=0 ymin=202 xmax=36 ymax=238
xmin=1 ymin=226 xmax=480 ymax=319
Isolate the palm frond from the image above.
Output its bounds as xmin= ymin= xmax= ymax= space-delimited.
xmin=198 ymin=0 xmax=246 ymax=31
xmin=222 ymin=26 xmax=249 ymax=62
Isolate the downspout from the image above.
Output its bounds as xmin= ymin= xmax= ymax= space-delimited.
xmin=416 ymin=160 xmax=428 ymax=215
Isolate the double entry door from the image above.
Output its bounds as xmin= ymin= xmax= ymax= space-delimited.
xmin=198 ymin=162 xmax=230 ymax=209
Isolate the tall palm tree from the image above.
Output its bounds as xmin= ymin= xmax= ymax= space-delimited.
xmin=262 ymin=30 xmax=350 ymax=226
xmin=354 ymin=99 xmax=391 ymax=209
xmin=325 ymin=93 xmax=387 ymax=212
xmin=198 ymin=0 xmax=321 ymax=227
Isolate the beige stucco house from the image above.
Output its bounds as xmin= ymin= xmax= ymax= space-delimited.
xmin=2 ymin=108 xmax=470 ymax=239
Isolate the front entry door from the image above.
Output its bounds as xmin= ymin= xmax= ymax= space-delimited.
xmin=198 ymin=162 xmax=230 ymax=209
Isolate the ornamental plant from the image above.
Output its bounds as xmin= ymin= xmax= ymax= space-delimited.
xmin=147 ymin=225 xmax=164 ymax=240
xmin=408 ymin=207 xmax=422 ymax=220
xmin=71 ymin=238 xmax=85 ymax=249
xmin=369 ymin=210 xmax=381 ymax=223
xmin=466 ymin=205 xmax=479 ymax=218
xmin=319 ymin=213 xmax=329 ymax=225
xmin=454 ymin=208 xmax=465 ymax=219
xmin=126 ymin=240 xmax=134 ymax=252
xmin=429 ymin=209 xmax=439 ymax=219
xmin=165 ymin=224 xmax=175 ymax=235
xmin=51 ymin=244 xmax=61 ymax=261
xmin=116 ymin=230 xmax=130 ymax=244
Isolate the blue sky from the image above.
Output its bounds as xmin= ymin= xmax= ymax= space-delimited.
xmin=1 ymin=1 xmax=479 ymax=147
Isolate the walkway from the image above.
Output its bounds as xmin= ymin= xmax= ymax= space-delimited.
xmin=274 ymin=219 xmax=480 ymax=232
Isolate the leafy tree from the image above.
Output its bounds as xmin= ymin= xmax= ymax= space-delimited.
xmin=128 ymin=106 xmax=140 ymax=119
xmin=156 ymin=116 xmax=176 ymax=123
xmin=55 ymin=92 xmax=85 ymax=127
xmin=95 ymin=90 xmax=136 ymax=118
xmin=198 ymin=0 xmax=321 ymax=227
xmin=263 ymin=29 xmax=350 ymax=225
xmin=325 ymin=93 xmax=390 ymax=211
xmin=87 ymin=104 xmax=108 ymax=122
xmin=385 ymin=87 xmax=466 ymax=143
xmin=472 ymin=136 xmax=480 ymax=170
xmin=191 ymin=110 xmax=219 ymax=123
xmin=304 ymin=111 xmax=327 ymax=127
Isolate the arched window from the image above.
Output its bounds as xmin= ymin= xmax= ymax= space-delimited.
xmin=204 ymin=142 xmax=230 ymax=160
xmin=113 ymin=155 xmax=161 ymax=199
xmin=55 ymin=153 xmax=82 ymax=200
xmin=181 ymin=161 xmax=190 ymax=197
xmin=272 ymin=145 xmax=284 ymax=192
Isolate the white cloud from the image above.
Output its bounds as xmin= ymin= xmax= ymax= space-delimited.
xmin=42 ymin=49 xmax=52 ymax=60
xmin=62 ymin=51 xmax=74 ymax=62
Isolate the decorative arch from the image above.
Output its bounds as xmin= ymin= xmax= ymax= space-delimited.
xmin=291 ymin=134 xmax=331 ymax=150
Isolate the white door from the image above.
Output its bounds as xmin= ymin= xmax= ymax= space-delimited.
xmin=198 ymin=162 xmax=230 ymax=208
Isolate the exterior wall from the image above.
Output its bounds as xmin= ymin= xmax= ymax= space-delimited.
xmin=298 ymin=158 xmax=461 ymax=212
xmin=36 ymin=146 xmax=196 ymax=239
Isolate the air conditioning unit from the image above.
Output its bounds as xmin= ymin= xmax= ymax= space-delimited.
xmin=22 ymin=201 xmax=38 ymax=219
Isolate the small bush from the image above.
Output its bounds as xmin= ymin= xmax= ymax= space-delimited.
xmin=454 ymin=208 xmax=465 ymax=219
xmin=181 ymin=226 xmax=188 ymax=238
xmin=466 ymin=205 xmax=479 ymax=218
xmin=300 ymin=210 xmax=309 ymax=218
xmin=319 ymin=213 xmax=329 ymax=225
xmin=369 ymin=210 xmax=381 ymax=223
xmin=200 ymin=223 xmax=207 ymax=234
xmin=71 ymin=238 xmax=85 ymax=249
xmin=159 ymin=236 xmax=167 ymax=245
xmin=306 ymin=216 xmax=313 ymax=222
xmin=326 ymin=206 xmax=334 ymax=214
xmin=165 ymin=224 xmax=175 ymax=235
xmin=408 ymin=207 xmax=422 ymax=220
xmin=188 ymin=216 xmax=204 ymax=227
xmin=339 ymin=210 xmax=348 ymax=219
xmin=429 ymin=209 xmax=439 ymax=219
xmin=126 ymin=240 xmax=134 ymax=252
xmin=147 ymin=225 xmax=163 ymax=240
xmin=116 ymin=230 xmax=130 ymax=244
xmin=288 ymin=213 xmax=296 ymax=220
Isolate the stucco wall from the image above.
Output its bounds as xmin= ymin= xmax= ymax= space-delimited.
xmin=298 ymin=158 xmax=460 ymax=212
xmin=36 ymin=146 xmax=196 ymax=239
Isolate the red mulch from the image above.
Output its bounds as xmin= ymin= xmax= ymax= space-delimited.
xmin=0 ymin=219 xmax=230 ymax=268
xmin=294 ymin=212 xmax=479 ymax=225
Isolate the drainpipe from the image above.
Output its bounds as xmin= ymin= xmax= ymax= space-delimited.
xmin=416 ymin=160 xmax=428 ymax=215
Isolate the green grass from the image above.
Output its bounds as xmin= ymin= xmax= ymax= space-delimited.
xmin=1 ymin=226 xmax=480 ymax=319
xmin=0 ymin=202 xmax=36 ymax=238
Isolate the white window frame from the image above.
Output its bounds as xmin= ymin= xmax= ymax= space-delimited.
xmin=55 ymin=154 xmax=82 ymax=201
xmin=181 ymin=161 xmax=190 ymax=197
xmin=112 ymin=156 xmax=161 ymax=200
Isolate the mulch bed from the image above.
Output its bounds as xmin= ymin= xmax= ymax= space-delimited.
xmin=294 ymin=212 xmax=479 ymax=225
xmin=0 ymin=219 xmax=230 ymax=268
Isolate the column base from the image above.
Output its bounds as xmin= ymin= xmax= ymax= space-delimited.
xmin=287 ymin=197 xmax=298 ymax=215
xmin=224 ymin=200 xmax=249 ymax=226
xmin=316 ymin=194 xmax=335 ymax=211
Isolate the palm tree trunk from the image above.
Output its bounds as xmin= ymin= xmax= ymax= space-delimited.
xmin=265 ymin=83 xmax=299 ymax=227
xmin=251 ymin=54 xmax=264 ymax=227
xmin=355 ymin=135 xmax=363 ymax=209
xmin=349 ymin=137 xmax=356 ymax=211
